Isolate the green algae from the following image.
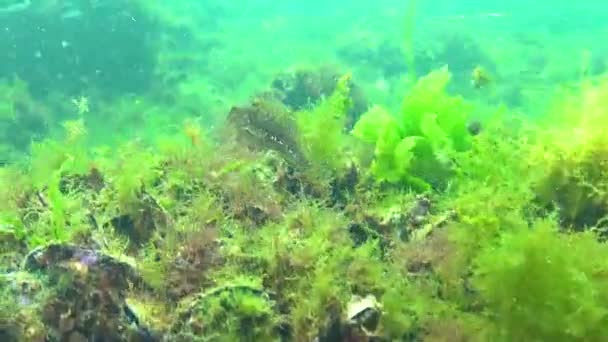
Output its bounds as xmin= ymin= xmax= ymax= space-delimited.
xmin=352 ymin=66 xmax=472 ymax=190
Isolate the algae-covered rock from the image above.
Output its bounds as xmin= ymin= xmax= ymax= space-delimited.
xmin=18 ymin=243 xmax=159 ymax=341
xmin=0 ymin=271 xmax=46 ymax=342
xmin=226 ymin=98 xmax=305 ymax=166
xmin=169 ymin=284 xmax=280 ymax=341
xmin=0 ymin=228 xmax=27 ymax=273
xmin=269 ymin=65 xmax=369 ymax=129
xmin=345 ymin=295 xmax=382 ymax=337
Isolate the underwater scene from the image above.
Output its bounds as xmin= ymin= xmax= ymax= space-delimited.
xmin=2 ymin=0 xmax=608 ymax=341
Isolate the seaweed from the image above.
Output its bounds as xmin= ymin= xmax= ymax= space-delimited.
xmin=169 ymin=282 xmax=279 ymax=341
xmin=4 ymin=29 xmax=608 ymax=342
xmin=0 ymin=244 xmax=159 ymax=341
xmin=296 ymin=73 xmax=354 ymax=177
xmin=0 ymin=77 xmax=51 ymax=156
xmin=226 ymin=97 xmax=305 ymax=167
xmin=270 ymin=65 xmax=369 ymax=129
xmin=532 ymin=77 xmax=608 ymax=230
xmin=352 ymin=66 xmax=473 ymax=191
xmin=473 ymin=220 xmax=608 ymax=341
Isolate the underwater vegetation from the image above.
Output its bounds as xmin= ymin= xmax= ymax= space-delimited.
xmin=4 ymin=2 xmax=608 ymax=341
xmin=351 ymin=66 xmax=472 ymax=191
xmin=3 ymin=58 xmax=608 ymax=341
xmin=0 ymin=77 xmax=52 ymax=157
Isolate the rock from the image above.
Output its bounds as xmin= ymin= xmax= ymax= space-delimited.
xmin=20 ymin=243 xmax=159 ymax=341
xmin=226 ymin=98 xmax=304 ymax=166
xmin=346 ymin=294 xmax=382 ymax=334
xmin=269 ymin=65 xmax=369 ymax=129
xmin=169 ymin=284 xmax=278 ymax=340
xmin=67 ymin=331 xmax=88 ymax=342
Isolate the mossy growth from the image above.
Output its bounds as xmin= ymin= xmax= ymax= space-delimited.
xmin=1 ymin=119 xmax=95 ymax=249
xmin=0 ymin=77 xmax=51 ymax=155
xmin=0 ymin=167 xmax=32 ymax=239
xmin=223 ymin=73 xmax=362 ymax=201
xmin=29 ymin=118 xmax=91 ymax=189
xmin=212 ymin=201 xmax=434 ymax=340
xmin=87 ymin=141 xmax=165 ymax=248
xmin=0 ymin=272 xmax=48 ymax=341
xmin=473 ymin=219 xmax=608 ymax=341
xmin=171 ymin=279 xmax=279 ymax=341
xmin=6 ymin=50 xmax=608 ymax=341
xmin=135 ymin=189 xmax=226 ymax=299
xmin=270 ymin=65 xmax=368 ymax=129
xmin=532 ymin=77 xmax=608 ymax=229
xmin=296 ymin=73 xmax=354 ymax=179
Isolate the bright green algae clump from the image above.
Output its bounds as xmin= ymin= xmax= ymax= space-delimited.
xmin=3 ymin=67 xmax=608 ymax=341
xmin=352 ymin=66 xmax=472 ymax=191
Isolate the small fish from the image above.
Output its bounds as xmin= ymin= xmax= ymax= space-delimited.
xmin=471 ymin=65 xmax=491 ymax=89
xmin=60 ymin=8 xmax=82 ymax=19
xmin=467 ymin=120 xmax=482 ymax=136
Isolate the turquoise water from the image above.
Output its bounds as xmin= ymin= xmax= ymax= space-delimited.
xmin=0 ymin=1 xmax=605 ymax=179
